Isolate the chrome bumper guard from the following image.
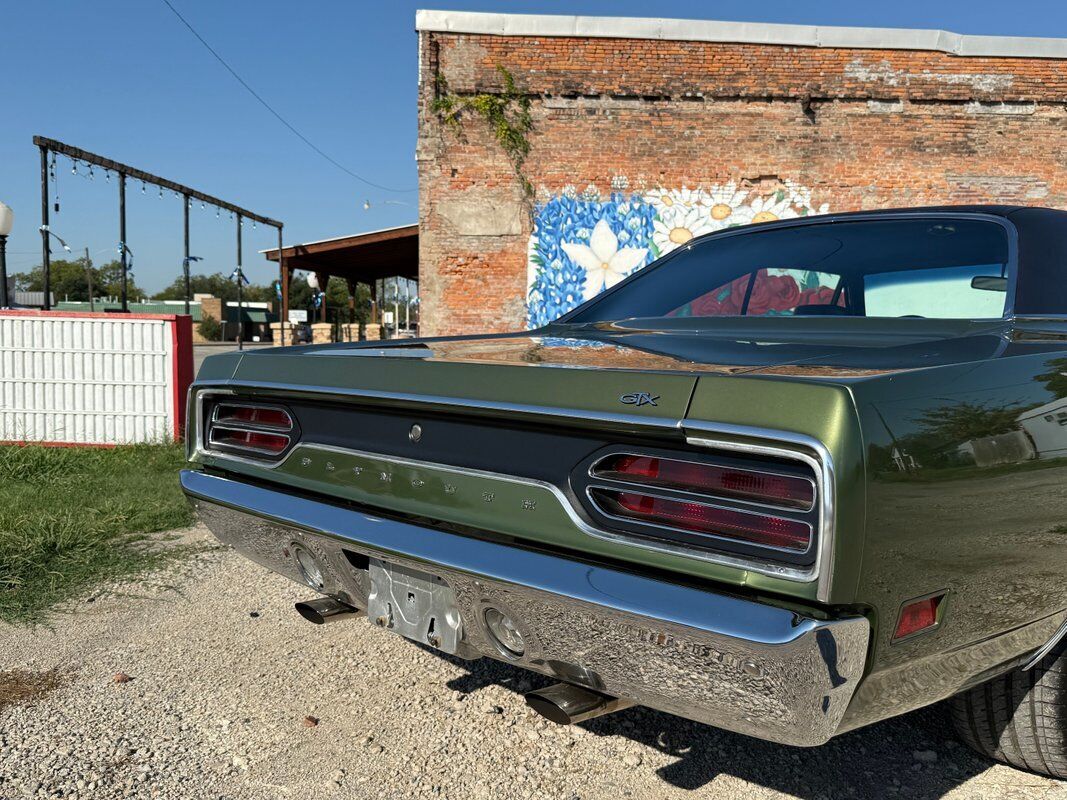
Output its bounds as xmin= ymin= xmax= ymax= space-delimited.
xmin=182 ymin=470 xmax=869 ymax=747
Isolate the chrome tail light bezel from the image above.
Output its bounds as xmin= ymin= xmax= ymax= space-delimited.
xmin=573 ymin=442 xmax=824 ymax=570
xmin=194 ymin=391 xmax=300 ymax=463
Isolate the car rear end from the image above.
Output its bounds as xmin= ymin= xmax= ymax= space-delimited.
xmin=182 ymin=345 xmax=870 ymax=746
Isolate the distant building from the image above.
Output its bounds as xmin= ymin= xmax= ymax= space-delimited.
xmin=11 ymin=290 xmax=55 ymax=308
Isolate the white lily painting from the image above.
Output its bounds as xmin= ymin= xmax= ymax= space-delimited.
xmin=561 ymin=219 xmax=649 ymax=301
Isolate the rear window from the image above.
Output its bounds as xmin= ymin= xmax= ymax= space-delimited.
xmin=565 ymin=218 xmax=1011 ymax=323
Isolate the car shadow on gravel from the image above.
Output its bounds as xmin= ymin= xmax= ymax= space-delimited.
xmin=435 ymin=649 xmax=998 ymax=798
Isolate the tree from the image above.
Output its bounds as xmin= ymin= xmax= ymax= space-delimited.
xmin=152 ymin=272 xmax=273 ymax=304
xmin=12 ymin=258 xmax=142 ymax=302
xmin=284 ymin=275 xmax=372 ymax=324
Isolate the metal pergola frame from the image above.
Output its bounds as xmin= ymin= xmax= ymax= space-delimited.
xmin=33 ymin=135 xmax=289 ymax=346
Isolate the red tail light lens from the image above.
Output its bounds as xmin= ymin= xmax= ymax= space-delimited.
xmin=592 ymin=489 xmax=812 ymax=552
xmin=894 ymin=594 xmax=945 ymax=641
xmin=210 ymin=428 xmax=290 ymax=454
xmin=215 ymin=404 xmax=292 ymax=430
xmin=594 ymin=454 xmax=814 ymax=510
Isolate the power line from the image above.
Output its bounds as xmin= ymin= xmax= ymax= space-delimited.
xmin=158 ymin=0 xmax=415 ymax=194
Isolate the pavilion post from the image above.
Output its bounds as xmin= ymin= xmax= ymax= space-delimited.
xmin=119 ymin=172 xmax=128 ymax=312
xmin=236 ymin=215 xmax=243 ymax=351
xmin=39 ymin=145 xmax=51 ymax=310
xmin=183 ymin=194 xmax=191 ymax=315
xmin=277 ymin=227 xmax=286 ymax=346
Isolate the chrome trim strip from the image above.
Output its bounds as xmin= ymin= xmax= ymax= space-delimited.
xmin=585 ymin=485 xmax=814 ymax=556
xmin=207 ymin=424 xmax=291 ymax=456
xmin=1023 ymin=617 xmax=1067 ymax=671
xmin=182 ymin=469 xmax=870 ymax=747
xmin=587 ymin=450 xmax=817 ymax=512
xmin=212 ymin=401 xmax=294 ymax=431
xmin=682 ymin=421 xmax=836 ymax=603
xmin=190 ymin=380 xmax=687 ymax=433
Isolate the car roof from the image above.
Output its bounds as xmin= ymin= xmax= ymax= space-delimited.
xmin=798 ymin=204 xmax=1028 ymax=221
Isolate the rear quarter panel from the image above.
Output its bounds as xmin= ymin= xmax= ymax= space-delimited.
xmin=843 ymin=345 xmax=1067 ymax=727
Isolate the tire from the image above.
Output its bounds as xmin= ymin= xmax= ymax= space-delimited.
xmin=950 ymin=637 xmax=1067 ymax=779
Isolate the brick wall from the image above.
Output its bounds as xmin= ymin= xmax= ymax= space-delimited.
xmin=417 ymin=26 xmax=1067 ymax=337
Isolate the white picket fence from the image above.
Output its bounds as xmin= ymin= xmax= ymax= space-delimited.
xmin=0 ymin=311 xmax=193 ymax=445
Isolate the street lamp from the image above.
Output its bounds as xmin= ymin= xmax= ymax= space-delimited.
xmin=0 ymin=202 xmax=13 ymax=309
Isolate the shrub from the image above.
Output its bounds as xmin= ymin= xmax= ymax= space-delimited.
xmin=198 ymin=313 xmax=222 ymax=341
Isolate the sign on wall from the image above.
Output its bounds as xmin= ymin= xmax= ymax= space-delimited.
xmin=0 ymin=311 xmax=193 ymax=445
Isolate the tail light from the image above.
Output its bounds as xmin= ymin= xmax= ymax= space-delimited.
xmin=592 ymin=489 xmax=811 ymax=552
xmin=594 ymin=454 xmax=814 ymax=510
xmin=206 ymin=401 xmax=295 ymax=460
xmin=580 ymin=448 xmax=820 ymax=560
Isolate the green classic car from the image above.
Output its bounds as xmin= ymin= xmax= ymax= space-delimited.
xmin=182 ymin=207 xmax=1067 ymax=778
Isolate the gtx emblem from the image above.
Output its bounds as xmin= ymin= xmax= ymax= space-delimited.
xmin=620 ymin=392 xmax=659 ymax=407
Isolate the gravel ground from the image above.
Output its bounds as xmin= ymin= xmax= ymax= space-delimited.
xmin=1 ymin=526 xmax=1065 ymax=800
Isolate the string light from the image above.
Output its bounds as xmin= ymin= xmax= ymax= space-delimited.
xmin=88 ymin=165 xmax=94 ymax=180
xmin=159 ymin=186 xmax=163 ymax=199
xmin=141 ymin=181 xmax=146 ymax=194
xmin=71 ymin=159 xmax=78 ymax=175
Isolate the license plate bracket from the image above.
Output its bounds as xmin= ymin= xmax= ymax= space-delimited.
xmin=366 ymin=558 xmax=463 ymax=654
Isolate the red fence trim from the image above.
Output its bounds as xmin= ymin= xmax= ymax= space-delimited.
xmin=0 ymin=309 xmax=186 ymax=321
xmin=171 ymin=315 xmax=194 ymax=440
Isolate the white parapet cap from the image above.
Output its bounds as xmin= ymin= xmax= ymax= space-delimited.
xmin=416 ymin=9 xmax=1067 ymax=60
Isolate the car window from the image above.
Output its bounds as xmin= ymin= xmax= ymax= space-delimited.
xmin=673 ymin=269 xmax=844 ymax=317
xmin=864 ymin=264 xmax=1006 ymax=319
xmin=565 ymin=218 xmax=1011 ymax=323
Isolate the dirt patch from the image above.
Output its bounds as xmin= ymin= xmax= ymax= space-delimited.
xmin=0 ymin=667 xmax=68 ymax=713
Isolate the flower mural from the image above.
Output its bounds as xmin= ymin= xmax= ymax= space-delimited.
xmin=561 ymin=219 xmax=649 ymax=301
xmin=526 ymin=181 xmax=830 ymax=328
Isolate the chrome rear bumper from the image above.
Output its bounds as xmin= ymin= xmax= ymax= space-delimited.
xmin=181 ymin=469 xmax=869 ymax=747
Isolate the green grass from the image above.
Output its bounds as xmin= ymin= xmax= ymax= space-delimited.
xmin=0 ymin=443 xmax=194 ymax=625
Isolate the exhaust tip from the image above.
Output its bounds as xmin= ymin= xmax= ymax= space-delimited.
xmin=525 ymin=692 xmax=576 ymax=725
xmin=525 ymin=682 xmax=633 ymax=725
xmin=295 ymin=597 xmax=363 ymax=625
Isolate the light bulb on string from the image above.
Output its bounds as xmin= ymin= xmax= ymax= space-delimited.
xmin=216 ymin=208 xmax=220 ymax=218
xmin=71 ymin=160 xmax=77 ymax=176
xmin=141 ymin=182 xmax=146 ymax=194
xmin=105 ymin=170 xmax=110 ymax=183
xmin=88 ymin=165 xmax=94 ymax=180
xmin=159 ymin=186 xmax=163 ymax=199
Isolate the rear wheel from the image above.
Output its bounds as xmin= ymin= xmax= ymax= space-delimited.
xmin=949 ymin=638 xmax=1067 ymax=778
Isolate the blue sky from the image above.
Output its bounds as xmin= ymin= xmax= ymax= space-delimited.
xmin=2 ymin=0 xmax=1065 ymax=294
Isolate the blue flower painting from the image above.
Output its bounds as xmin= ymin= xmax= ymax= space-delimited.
xmin=525 ymin=193 xmax=656 ymax=329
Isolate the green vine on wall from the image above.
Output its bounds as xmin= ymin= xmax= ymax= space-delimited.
xmin=432 ymin=65 xmax=534 ymax=198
